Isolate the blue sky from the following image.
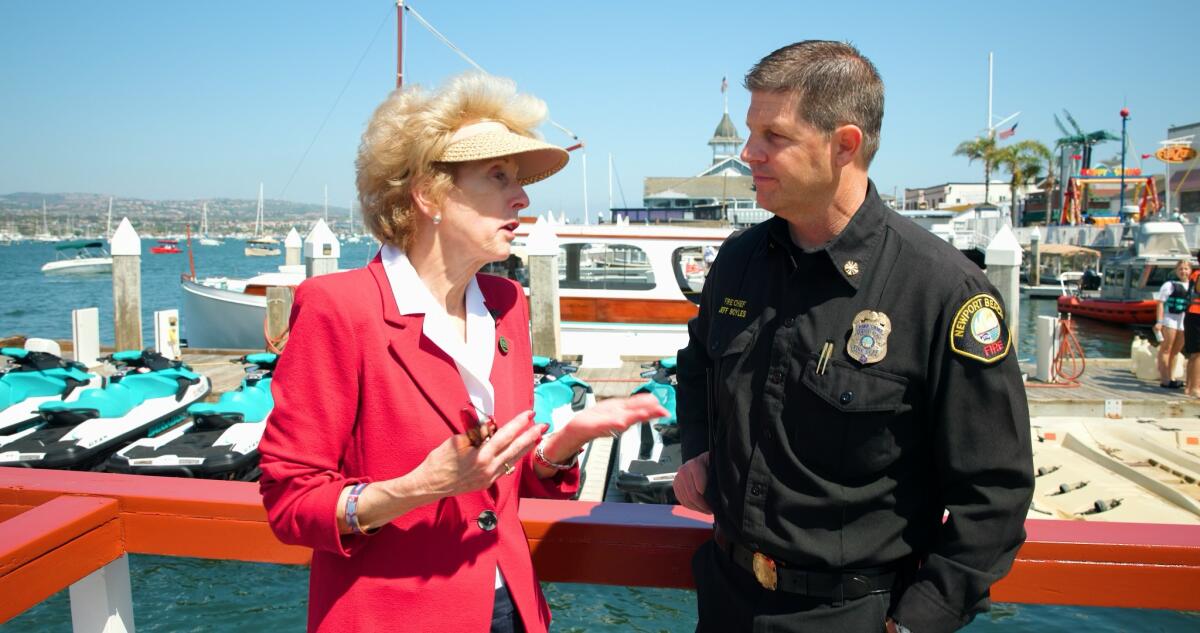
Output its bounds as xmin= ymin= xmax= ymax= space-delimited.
xmin=2 ymin=1 xmax=1197 ymax=220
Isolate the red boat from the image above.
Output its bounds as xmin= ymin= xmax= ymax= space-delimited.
xmin=1056 ymin=296 xmax=1157 ymax=325
xmin=1052 ymin=221 xmax=1190 ymax=326
xmin=150 ymin=239 xmax=181 ymax=254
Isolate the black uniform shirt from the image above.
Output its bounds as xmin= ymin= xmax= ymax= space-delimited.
xmin=677 ymin=182 xmax=1034 ymax=633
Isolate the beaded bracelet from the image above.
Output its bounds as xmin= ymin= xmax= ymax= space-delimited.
xmin=345 ymin=482 xmax=376 ymax=535
xmin=534 ymin=441 xmax=580 ymax=471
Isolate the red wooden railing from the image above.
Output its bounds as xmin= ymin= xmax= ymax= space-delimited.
xmin=2 ymin=467 xmax=1199 ymax=624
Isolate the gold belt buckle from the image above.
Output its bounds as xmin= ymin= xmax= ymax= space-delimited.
xmin=752 ymin=552 xmax=778 ymax=591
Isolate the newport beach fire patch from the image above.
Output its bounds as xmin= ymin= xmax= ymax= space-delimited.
xmin=949 ymin=293 xmax=1011 ymax=363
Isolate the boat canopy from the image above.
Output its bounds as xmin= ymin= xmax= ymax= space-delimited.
xmin=1031 ymin=244 xmax=1101 ymax=257
xmin=55 ymin=240 xmax=104 ymax=251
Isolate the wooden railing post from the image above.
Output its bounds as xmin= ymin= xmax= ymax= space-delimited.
xmin=69 ymin=554 xmax=135 ymax=633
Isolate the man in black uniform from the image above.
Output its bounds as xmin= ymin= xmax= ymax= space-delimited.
xmin=673 ymin=41 xmax=1033 ymax=633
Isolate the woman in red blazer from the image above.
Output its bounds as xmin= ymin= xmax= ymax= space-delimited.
xmin=258 ymin=72 xmax=666 ymax=633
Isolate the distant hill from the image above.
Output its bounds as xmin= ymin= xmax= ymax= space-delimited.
xmin=0 ymin=192 xmax=360 ymax=236
xmin=0 ymin=192 xmax=349 ymax=220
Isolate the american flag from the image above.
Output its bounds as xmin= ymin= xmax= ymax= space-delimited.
xmin=998 ymin=123 xmax=1018 ymax=140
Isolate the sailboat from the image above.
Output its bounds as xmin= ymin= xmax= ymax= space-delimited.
xmin=199 ymin=203 xmax=222 ymax=246
xmin=245 ymin=183 xmax=280 ymax=257
xmin=345 ymin=199 xmax=363 ymax=244
xmin=33 ymin=200 xmax=56 ymax=242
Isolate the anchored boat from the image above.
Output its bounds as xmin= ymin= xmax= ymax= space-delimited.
xmin=39 ymin=239 xmax=113 ymax=275
xmin=1057 ymin=222 xmax=1191 ymax=325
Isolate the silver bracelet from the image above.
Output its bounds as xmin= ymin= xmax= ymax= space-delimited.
xmin=534 ymin=441 xmax=579 ymax=470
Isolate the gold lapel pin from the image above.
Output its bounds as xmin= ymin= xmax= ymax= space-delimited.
xmin=498 ymin=336 xmax=510 ymax=355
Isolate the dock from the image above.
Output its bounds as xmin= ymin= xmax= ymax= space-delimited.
xmin=9 ymin=337 xmax=1200 ymax=503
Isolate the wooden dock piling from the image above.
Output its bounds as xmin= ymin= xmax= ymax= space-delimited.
xmin=110 ymin=218 xmax=142 ymax=351
xmin=526 ymin=217 xmax=561 ymax=358
xmin=265 ymin=287 xmax=293 ymax=352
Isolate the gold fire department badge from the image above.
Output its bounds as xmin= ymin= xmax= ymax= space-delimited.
xmin=846 ymin=310 xmax=891 ymax=365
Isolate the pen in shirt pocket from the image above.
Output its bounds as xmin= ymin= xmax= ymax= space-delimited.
xmin=815 ymin=339 xmax=834 ymax=376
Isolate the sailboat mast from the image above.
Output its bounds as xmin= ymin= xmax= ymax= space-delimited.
xmin=396 ymin=1 xmax=405 ymax=88
xmin=987 ymin=52 xmax=993 ymax=137
xmin=42 ymin=199 xmax=48 ymax=234
xmin=256 ymin=182 xmax=264 ymax=237
xmin=608 ymin=153 xmax=613 ymax=222
xmin=324 ymin=185 xmax=329 ymax=221
xmin=582 ymin=151 xmax=589 ymax=226
xmin=107 ymin=197 xmax=113 ymax=238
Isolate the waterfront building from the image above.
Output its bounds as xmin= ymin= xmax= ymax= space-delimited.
xmin=902 ymin=181 xmax=1037 ymax=211
xmin=1166 ymin=122 xmax=1200 ymax=217
xmin=610 ymin=108 xmax=770 ymax=227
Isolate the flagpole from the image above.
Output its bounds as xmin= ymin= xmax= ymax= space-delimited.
xmin=1119 ymin=107 xmax=1130 ymax=216
xmin=987 ymin=52 xmax=993 ymax=137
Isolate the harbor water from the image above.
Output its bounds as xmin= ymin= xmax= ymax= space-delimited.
xmin=1 ymin=240 xmax=1196 ymax=631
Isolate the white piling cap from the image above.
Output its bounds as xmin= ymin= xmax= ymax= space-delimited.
xmin=526 ymin=216 xmax=558 ymax=256
xmin=1030 ymin=225 xmax=1041 ymax=242
xmin=285 ymin=227 xmax=302 ymax=248
xmin=303 ymin=218 xmax=341 ymax=259
xmin=110 ymin=217 xmax=141 ymax=256
xmin=985 ymin=224 xmax=1023 ymax=266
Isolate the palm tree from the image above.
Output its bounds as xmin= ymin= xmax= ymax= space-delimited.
xmin=1053 ymin=110 xmax=1119 ymax=214
xmin=995 ymin=140 xmax=1052 ymax=223
xmin=954 ymin=135 xmax=1000 ymax=205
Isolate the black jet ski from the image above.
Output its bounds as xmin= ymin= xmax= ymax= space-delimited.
xmin=614 ymin=358 xmax=679 ymax=504
xmin=107 ymin=353 xmax=277 ymax=480
xmin=0 ymin=349 xmax=210 ymax=470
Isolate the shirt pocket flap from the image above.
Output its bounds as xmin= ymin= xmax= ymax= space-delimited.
xmin=801 ymin=358 xmax=908 ymax=414
xmin=705 ymin=324 xmax=758 ymax=361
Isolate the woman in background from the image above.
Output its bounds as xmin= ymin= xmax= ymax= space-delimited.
xmin=1155 ymin=259 xmax=1191 ymax=388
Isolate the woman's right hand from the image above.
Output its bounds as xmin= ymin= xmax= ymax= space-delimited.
xmin=413 ymin=410 xmax=547 ymax=498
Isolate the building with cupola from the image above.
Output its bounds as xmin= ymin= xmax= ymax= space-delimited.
xmin=609 ymin=97 xmax=770 ymax=226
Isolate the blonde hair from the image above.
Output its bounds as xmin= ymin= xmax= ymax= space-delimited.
xmin=356 ymin=72 xmax=550 ymax=250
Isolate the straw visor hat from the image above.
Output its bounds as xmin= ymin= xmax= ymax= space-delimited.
xmin=437 ymin=120 xmax=569 ymax=185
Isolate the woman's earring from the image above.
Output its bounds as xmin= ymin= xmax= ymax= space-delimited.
xmin=432 ymin=213 xmax=442 ymax=225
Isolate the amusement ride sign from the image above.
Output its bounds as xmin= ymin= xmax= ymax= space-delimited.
xmin=1155 ymin=145 xmax=1198 ymax=163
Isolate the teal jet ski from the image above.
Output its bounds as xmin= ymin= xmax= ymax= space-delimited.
xmin=0 ymin=346 xmax=104 ymax=436
xmin=107 ymin=353 xmax=277 ymax=480
xmin=614 ymin=358 xmax=679 ymax=503
xmin=0 ymin=350 xmax=210 ymax=470
xmin=533 ymin=356 xmax=596 ymax=498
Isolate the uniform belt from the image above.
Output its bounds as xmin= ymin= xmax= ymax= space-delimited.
xmin=713 ymin=526 xmax=898 ymax=599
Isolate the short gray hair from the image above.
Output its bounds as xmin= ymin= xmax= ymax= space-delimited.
xmin=744 ymin=41 xmax=884 ymax=165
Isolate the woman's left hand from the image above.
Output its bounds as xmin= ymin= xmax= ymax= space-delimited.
xmin=534 ymin=393 xmax=668 ymax=476
xmin=560 ymin=392 xmax=669 ymax=444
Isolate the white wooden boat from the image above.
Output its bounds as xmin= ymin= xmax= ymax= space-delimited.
xmin=181 ymin=220 xmax=732 ymax=356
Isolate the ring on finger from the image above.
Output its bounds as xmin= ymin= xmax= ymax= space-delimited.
xmin=503 ymin=461 xmax=515 ymax=475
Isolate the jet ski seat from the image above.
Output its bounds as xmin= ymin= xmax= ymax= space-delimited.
xmin=39 ymin=351 xmax=202 ymax=423
xmin=187 ymin=353 xmax=277 ymax=429
xmin=189 ymin=377 xmax=274 ymax=428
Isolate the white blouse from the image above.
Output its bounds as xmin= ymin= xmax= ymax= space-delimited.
xmin=380 ymin=245 xmax=506 ymax=589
